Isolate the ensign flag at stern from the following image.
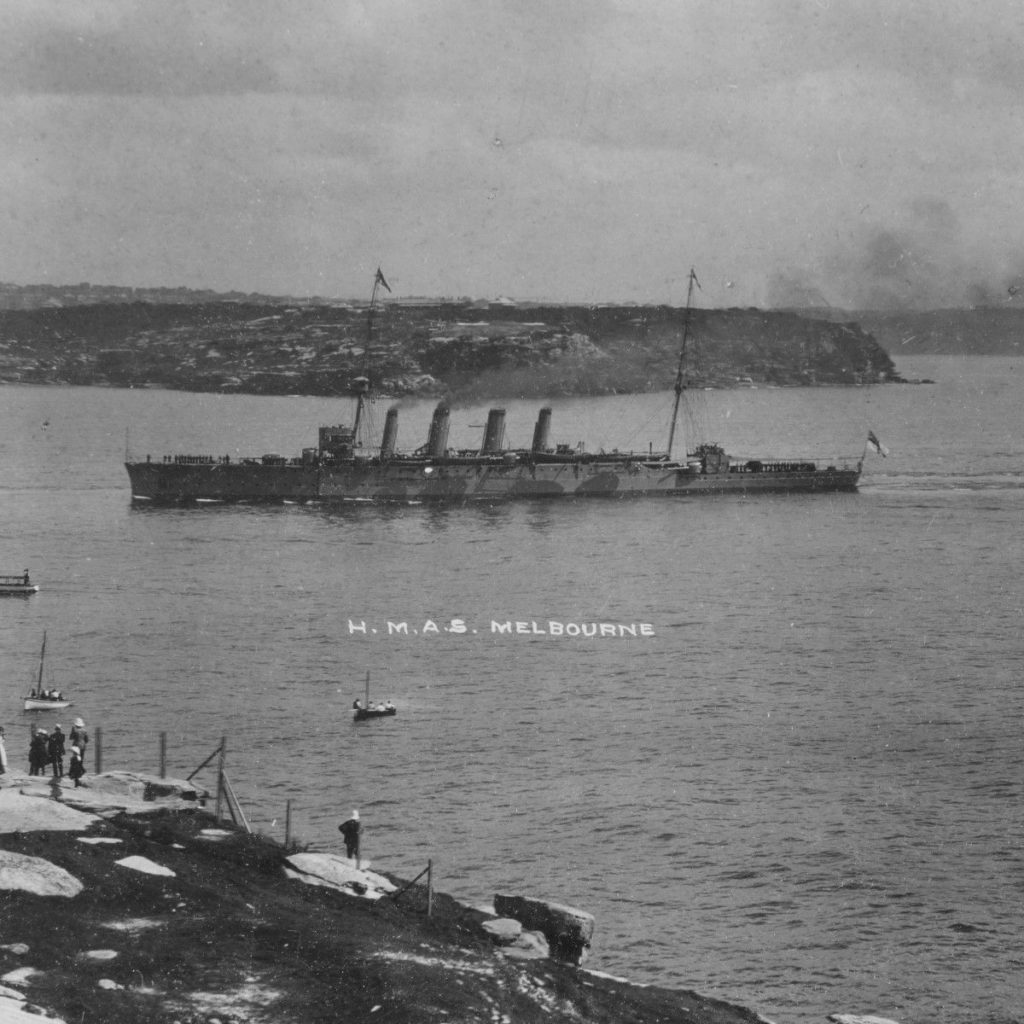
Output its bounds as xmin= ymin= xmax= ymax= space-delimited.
xmin=374 ymin=267 xmax=391 ymax=293
xmin=867 ymin=430 xmax=889 ymax=457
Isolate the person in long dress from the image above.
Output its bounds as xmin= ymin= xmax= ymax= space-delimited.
xmin=68 ymin=745 xmax=85 ymax=787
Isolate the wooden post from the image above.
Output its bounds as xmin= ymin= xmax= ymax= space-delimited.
xmin=214 ymin=736 xmax=226 ymax=821
xmin=95 ymin=726 xmax=103 ymax=775
xmin=159 ymin=732 xmax=167 ymax=779
xmin=285 ymin=800 xmax=292 ymax=849
xmin=427 ymin=859 xmax=433 ymax=918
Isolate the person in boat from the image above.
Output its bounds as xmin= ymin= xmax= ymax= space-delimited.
xmin=338 ymin=810 xmax=360 ymax=860
xmin=353 ymin=699 xmax=362 ymax=711
xmin=22 ymin=571 xmax=29 ymax=585
xmin=384 ymin=699 xmax=395 ymax=711
xmin=68 ymin=745 xmax=85 ymax=788
xmin=29 ymin=729 xmax=49 ymax=776
xmin=48 ymin=724 xmax=66 ymax=778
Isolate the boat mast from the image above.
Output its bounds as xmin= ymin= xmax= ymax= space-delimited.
xmin=36 ymin=631 xmax=46 ymax=692
xmin=666 ymin=268 xmax=699 ymax=459
xmin=365 ymin=670 xmax=370 ymax=706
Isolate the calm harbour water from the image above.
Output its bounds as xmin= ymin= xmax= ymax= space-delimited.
xmin=1 ymin=356 xmax=1022 ymax=1024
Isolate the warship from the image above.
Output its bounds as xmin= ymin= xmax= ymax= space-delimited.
xmin=124 ymin=270 xmax=867 ymax=504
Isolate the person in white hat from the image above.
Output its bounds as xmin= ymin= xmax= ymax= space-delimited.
xmin=70 ymin=718 xmax=88 ymax=762
xmin=338 ymin=810 xmax=361 ymax=860
xmin=68 ymin=744 xmax=85 ymax=787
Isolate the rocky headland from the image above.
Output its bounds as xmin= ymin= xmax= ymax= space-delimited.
xmin=0 ymin=767 xmax=772 ymax=1024
xmin=0 ymin=300 xmax=900 ymax=401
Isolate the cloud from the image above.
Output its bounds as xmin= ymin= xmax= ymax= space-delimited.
xmin=2 ymin=1 xmax=1024 ymax=302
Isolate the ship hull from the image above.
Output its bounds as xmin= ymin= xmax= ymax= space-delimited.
xmin=126 ymin=457 xmax=860 ymax=504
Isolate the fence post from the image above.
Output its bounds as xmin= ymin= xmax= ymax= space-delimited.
xmin=159 ymin=732 xmax=167 ymax=779
xmin=214 ymin=736 xmax=226 ymax=820
xmin=285 ymin=800 xmax=292 ymax=849
xmin=95 ymin=727 xmax=103 ymax=775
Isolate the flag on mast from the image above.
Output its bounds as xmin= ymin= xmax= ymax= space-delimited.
xmin=867 ymin=430 xmax=889 ymax=456
xmin=374 ymin=267 xmax=391 ymax=293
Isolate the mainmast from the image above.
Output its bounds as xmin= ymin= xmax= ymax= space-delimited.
xmin=37 ymin=631 xmax=47 ymax=691
xmin=354 ymin=267 xmax=391 ymax=444
xmin=666 ymin=267 xmax=700 ymax=459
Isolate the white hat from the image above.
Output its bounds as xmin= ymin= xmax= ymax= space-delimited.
xmin=352 ymin=810 xmax=359 ymax=820
xmin=73 ymin=718 xmax=85 ymax=728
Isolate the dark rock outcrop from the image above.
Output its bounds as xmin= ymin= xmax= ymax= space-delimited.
xmin=494 ymin=893 xmax=595 ymax=965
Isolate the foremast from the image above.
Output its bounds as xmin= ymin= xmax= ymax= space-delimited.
xmin=666 ymin=267 xmax=700 ymax=460
xmin=351 ymin=267 xmax=391 ymax=447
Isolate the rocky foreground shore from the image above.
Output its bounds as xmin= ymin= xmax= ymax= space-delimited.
xmin=0 ymin=768 xmax=773 ymax=1024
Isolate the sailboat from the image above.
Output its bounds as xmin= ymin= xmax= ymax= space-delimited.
xmin=24 ymin=632 xmax=72 ymax=711
xmin=124 ymin=268 xmax=867 ymax=504
xmin=352 ymin=672 xmax=396 ymax=721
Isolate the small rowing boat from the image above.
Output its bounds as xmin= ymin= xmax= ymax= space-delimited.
xmin=353 ymin=672 xmax=396 ymax=721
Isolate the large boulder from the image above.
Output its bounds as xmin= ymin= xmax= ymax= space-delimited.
xmin=0 ymin=788 xmax=99 ymax=833
xmin=481 ymin=917 xmax=522 ymax=945
xmin=0 ymin=851 xmax=83 ymax=897
xmin=59 ymin=771 xmax=207 ymax=817
xmin=284 ymin=853 xmax=397 ymax=901
xmin=493 ymin=894 xmax=594 ymax=965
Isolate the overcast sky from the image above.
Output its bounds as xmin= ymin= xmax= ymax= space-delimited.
xmin=3 ymin=0 xmax=1023 ymax=307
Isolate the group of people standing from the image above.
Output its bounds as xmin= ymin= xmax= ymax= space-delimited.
xmin=25 ymin=717 xmax=88 ymax=786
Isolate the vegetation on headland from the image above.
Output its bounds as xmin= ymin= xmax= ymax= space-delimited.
xmin=0 ymin=299 xmax=902 ymax=400
xmin=0 ymin=801 xmax=768 ymax=1024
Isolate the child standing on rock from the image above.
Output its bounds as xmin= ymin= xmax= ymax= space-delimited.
xmin=70 ymin=718 xmax=88 ymax=765
xmin=68 ymin=745 xmax=85 ymax=787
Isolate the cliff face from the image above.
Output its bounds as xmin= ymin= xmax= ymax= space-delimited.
xmin=0 ymin=301 xmax=899 ymax=398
